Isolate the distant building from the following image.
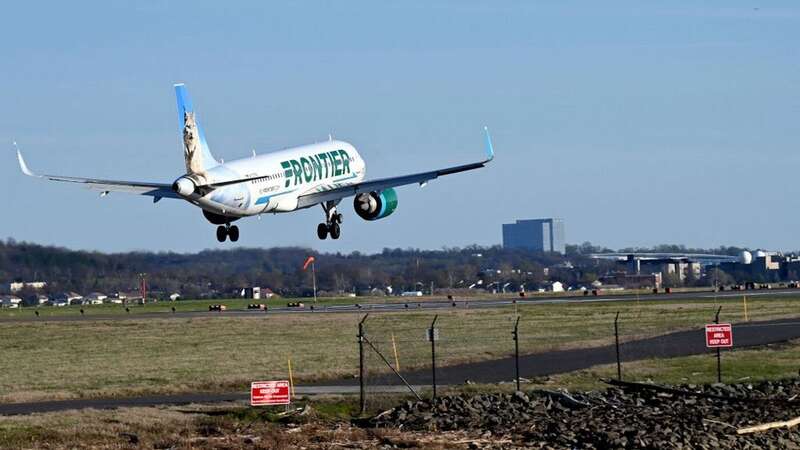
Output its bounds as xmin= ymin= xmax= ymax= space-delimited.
xmin=718 ymin=251 xmax=783 ymax=282
xmin=53 ymin=292 xmax=84 ymax=305
xmin=25 ymin=294 xmax=50 ymax=306
xmin=243 ymin=287 xmax=261 ymax=300
xmin=502 ymin=218 xmax=565 ymax=254
xmin=113 ymin=292 xmax=142 ymax=302
xmin=85 ymin=292 xmax=108 ymax=304
xmin=48 ymin=298 xmax=68 ymax=307
xmin=600 ymin=272 xmax=662 ymax=289
xmin=619 ymin=256 xmax=700 ymax=283
xmin=6 ymin=281 xmax=47 ymax=293
xmin=640 ymin=260 xmax=701 ymax=282
xmin=0 ymin=295 xmax=22 ymax=308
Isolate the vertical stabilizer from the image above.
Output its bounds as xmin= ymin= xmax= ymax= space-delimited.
xmin=174 ymin=83 xmax=218 ymax=174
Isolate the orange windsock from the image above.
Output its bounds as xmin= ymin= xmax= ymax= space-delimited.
xmin=302 ymin=256 xmax=315 ymax=271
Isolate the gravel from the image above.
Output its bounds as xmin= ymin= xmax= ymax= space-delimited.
xmin=369 ymin=379 xmax=800 ymax=448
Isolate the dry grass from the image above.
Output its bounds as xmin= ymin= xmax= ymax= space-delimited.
xmin=0 ymin=294 xmax=798 ymax=402
xmin=0 ymin=401 xmax=474 ymax=449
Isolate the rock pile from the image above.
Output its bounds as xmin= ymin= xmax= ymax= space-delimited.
xmin=370 ymin=380 xmax=800 ymax=448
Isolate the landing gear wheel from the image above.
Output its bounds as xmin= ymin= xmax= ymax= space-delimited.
xmin=319 ymin=202 xmax=343 ymax=239
xmin=329 ymin=222 xmax=341 ymax=239
xmin=317 ymin=223 xmax=328 ymax=240
xmin=216 ymin=226 xmax=227 ymax=242
xmin=228 ymin=225 xmax=239 ymax=242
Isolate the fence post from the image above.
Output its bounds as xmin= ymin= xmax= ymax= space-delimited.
xmin=358 ymin=314 xmax=368 ymax=414
xmin=513 ymin=315 xmax=521 ymax=391
xmin=714 ymin=306 xmax=722 ymax=383
xmin=614 ymin=311 xmax=622 ymax=381
xmin=430 ymin=314 xmax=439 ymax=400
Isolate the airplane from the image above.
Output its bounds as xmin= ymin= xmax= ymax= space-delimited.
xmin=16 ymin=84 xmax=494 ymax=242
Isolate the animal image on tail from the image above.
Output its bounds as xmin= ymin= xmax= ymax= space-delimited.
xmin=182 ymin=111 xmax=208 ymax=183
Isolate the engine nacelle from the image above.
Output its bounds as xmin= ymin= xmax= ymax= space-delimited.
xmin=172 ymin=176 xmax=196 ymax=197
xmin=354 ymin=189 xmax=398 ymax=221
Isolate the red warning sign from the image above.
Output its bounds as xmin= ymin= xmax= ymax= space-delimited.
xmin=705 ymin=323 xmax=733 ymax=348
xmin=250 ymin=380 xmax=291 ymax=406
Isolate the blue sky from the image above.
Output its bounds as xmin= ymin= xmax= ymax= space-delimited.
xmin=2 ymin=2 xmax=799 ymax=253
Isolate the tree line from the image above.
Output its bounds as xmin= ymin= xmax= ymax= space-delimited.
xmin=0 ymin=239 xmax=752 ymax=299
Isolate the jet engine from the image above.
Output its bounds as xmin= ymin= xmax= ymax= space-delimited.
xmin=354 ymin=189 xmax=398 ymax=221
xmin=172 ymin=176 xmax=196 ymax=197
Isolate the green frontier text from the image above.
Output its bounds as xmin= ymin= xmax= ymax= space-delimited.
xmin=281 ymin=149 xmax=351 ymax=188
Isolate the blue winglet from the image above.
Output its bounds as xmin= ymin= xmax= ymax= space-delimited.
xmin=483 ymin=126 xmax=495 ymax=162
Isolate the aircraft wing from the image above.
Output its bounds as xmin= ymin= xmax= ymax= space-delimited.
xmin=16 ymin=148 xmax=179 ymax=200
xmin=295 ymin=127 xmax=494 ymax=209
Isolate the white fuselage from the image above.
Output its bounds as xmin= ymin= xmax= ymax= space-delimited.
xmin=182 ymin=140 xmax=366 ymax=217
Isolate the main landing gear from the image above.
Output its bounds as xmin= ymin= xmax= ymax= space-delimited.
xmin=216 ymin=224 xmax=239 ymax=242
xmin=317 ymin=201 xmax=342 ymax=240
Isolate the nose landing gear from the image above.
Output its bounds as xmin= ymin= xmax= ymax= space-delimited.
xmin=216 ymin=224 xmax=240 ymax=242
xmin=318 ymin=201 xmax=343 ymax=240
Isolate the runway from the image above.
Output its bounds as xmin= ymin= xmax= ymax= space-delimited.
xmin=2 ymin=316 xmax=799 ymax=415
xmin=1 ymin=288 xmax=796 ymax=323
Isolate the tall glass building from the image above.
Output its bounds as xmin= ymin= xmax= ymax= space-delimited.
xmin=502 ymin=218 xmax=565 ymax=254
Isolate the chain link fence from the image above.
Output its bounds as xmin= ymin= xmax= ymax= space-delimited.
xmin=356 ymin=300 xmax=800 ymax=411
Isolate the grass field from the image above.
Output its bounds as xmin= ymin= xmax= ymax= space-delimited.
xmin=0 ymin=293 xmax=798 ymax=403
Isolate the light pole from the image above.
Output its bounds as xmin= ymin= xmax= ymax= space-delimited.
xmin=311 ymin=260 xmax=317 ymax=303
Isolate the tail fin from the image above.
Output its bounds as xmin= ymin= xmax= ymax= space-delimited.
xmin=174 ymin=83 xmax=218 ymax=174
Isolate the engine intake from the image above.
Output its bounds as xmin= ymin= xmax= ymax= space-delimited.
xmin=354 ymin=189 xmax=398 ymax=221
